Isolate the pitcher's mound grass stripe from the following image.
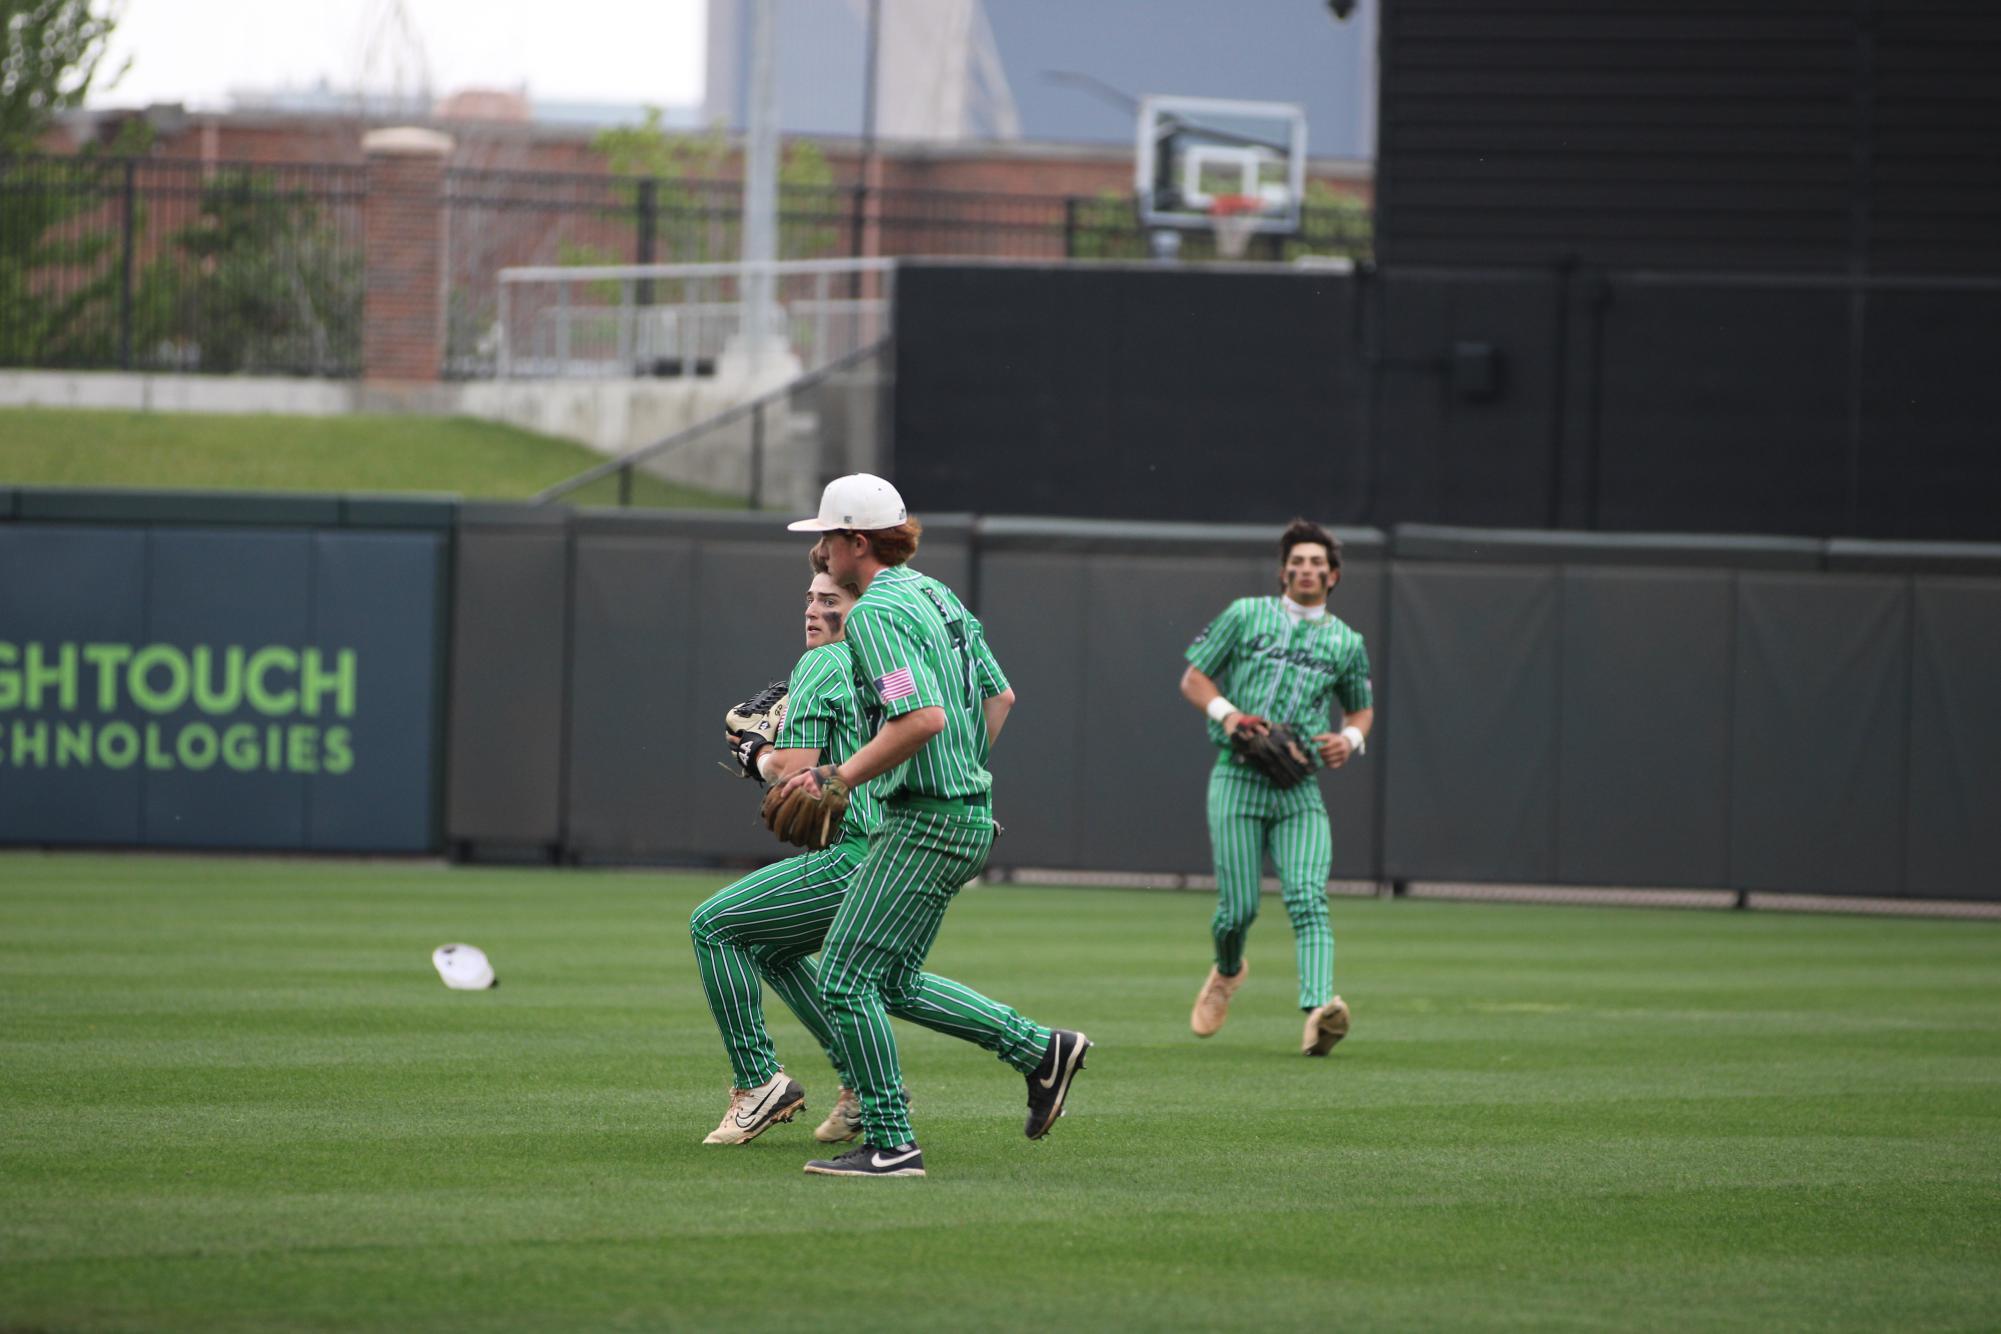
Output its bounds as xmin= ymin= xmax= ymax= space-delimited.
xmin=2 ymin=852 xmax=1997 ymax=1332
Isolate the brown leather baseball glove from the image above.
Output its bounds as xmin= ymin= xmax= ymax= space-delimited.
xmin=760 ymin=764 xmax=851 ymax=849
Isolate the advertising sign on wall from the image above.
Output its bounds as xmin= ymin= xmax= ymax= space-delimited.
xmin=0 ymin=523 xmax=445 ymax=852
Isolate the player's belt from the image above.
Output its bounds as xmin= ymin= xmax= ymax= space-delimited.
xmin=891 ymin=791 xmax=991 ymax=817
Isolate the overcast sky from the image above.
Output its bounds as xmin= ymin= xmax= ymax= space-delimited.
xmin=90 ymin=0 xmax=706 ymax=110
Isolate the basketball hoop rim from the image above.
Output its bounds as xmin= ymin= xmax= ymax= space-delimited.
xmin=1207 ymin=194 xmax=1263 ymax=259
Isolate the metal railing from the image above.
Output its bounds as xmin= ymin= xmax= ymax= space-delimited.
xmin=532 ymin=338 xmax=891 ymax=509
xmin=495 ymin=257 xmax=895 ymax=380
xmin=442 ymin=167 xmax=1371 ymax=376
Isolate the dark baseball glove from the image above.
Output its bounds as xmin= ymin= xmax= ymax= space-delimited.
xmin=1231 ymin=720 xmax=1317 ymax=789
xmin=761 ymin=764 xmax=850 ymax=850
xmin=721 ymin=679 xmax=788 ymax=782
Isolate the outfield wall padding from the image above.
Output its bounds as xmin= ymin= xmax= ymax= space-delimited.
xmin=437 ymin=514 xmax=2001 ymax=899
xmin=9 ymin=492 xmax=1998 ymax=899
xmin=445 ymin=505 xmax=569 ymax=854
xmin=1908 ymin=583 xmax=2001 ymax=899
xmin=0 ymin=498 xmax=447 ymax=853
xmin=1555 ymin=569 xmax=1735 ymax=888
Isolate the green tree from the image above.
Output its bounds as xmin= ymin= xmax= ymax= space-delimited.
xmin=1067 ymin=189 xmax=1149 ymax=260
xmin=591 ymin=109 xmax=840 ymax=269
xmin=1285 ymin=180 xmax=1373 ymax=263
xmin=132 ymin=170 xmax=361 ymax=375
xmin=0 ymin=0 xmax=131 ymax=367
xmin=1 ymin=0 xmax=124 ymax=152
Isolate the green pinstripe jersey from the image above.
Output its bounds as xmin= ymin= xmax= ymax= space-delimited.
xmin=1186 ymin=597 xmax=1373 ymax=753
xmin=773 ymin=641 xmax=890 ymax=838
xmin=843 ymin=566 xmax=1008 ymax=799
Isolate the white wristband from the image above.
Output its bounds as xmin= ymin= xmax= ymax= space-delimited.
xmin=1341 ymin=725 xmax=1366 ymax=757
xmin=1206 ymin=696 xmax=1239 ymax=724
xmin=753 ymin=746 xmax=777 ymax=780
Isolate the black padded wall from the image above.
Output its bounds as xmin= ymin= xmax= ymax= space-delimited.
xmin=1730 ymin=575 xmax=1911 ymax=895
xmin=435 ymin=511 xmax=2001 ymax=902
xmin=445 ymin=507 xmax=571 ymax=854
xmin=1377 ymin=2 xmax=2001 ymax=277
xmin=893 ymin=263 xmax=1362 ymax=524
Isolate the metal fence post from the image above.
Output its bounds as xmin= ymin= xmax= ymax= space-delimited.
xmin=636 ymin=178 xmax=658 ymax=307
xmin=749 ymin=401 xmax=765 ymax=510
xmin=618 ymin=277 xmax=635 ymax=373
xmin=618 ymin=463 xmax=633 ymax=507
xmin=497 ymin=280 xmax=511 ymax=378
xmin=849 ymin=185 xmax=867 ymax=298
xmin=556 ymin=279 xmax=571 ymax=374
xmin=814 ymin=268 xmax=830 ymax=365
xmin=1063 ymin=196 xmax=1079 ymax=259
xmin=119 ymin=159 xmax=137 ymax=370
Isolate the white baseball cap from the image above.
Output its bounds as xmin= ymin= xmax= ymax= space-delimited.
xmin=787 ymin=474 xmax=907 ymax=532
xmin=432 ymin=943 xmax=498 ymax=990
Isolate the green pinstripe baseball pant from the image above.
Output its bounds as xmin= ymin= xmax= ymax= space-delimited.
xmin=817 ymin=801 xmax=1052 ymax=1148
xmin=689 ymin=840 xmax=862 ymax=1090
xmin=1207 ymin=758 xmax=1336 ymax=1011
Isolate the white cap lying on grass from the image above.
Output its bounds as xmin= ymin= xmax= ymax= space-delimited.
xmin=432 ymin=943 xmax=498 ymax=990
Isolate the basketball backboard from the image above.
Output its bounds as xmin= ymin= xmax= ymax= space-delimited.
xmin=1135 ymin=95 xmax=1308 ymax=234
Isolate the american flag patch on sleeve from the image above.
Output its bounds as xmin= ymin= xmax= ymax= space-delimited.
xmin=875 ymin=667 xmax=917 ymax=702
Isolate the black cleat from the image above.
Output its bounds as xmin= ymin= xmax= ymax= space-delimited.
xmin=802 ymin=1142 xmax=926 ymax=1178
xmin=1024 ymin=1028 xmax=1092 ymax=1140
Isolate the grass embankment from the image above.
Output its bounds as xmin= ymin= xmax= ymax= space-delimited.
xmin=0 ymin=407 xmax=737 ymax=507
xmin=2 ymin=854 xmax=1998 ymax=1331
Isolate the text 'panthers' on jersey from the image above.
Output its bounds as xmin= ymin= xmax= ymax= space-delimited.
xmin=1185 ymin=597 xmax=1372 ymax=750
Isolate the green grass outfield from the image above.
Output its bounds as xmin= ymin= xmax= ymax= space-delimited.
xmin=0 ymin=407 xmax=737 ymax=508
xmin=3 ymin=854 xmax=1998 ymax=1333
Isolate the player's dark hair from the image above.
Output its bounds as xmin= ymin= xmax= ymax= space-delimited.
xmin=807 ymin=557 xmax=862 ymax=601
xmin=1278 ymin=517 xmax=1340 ymax=570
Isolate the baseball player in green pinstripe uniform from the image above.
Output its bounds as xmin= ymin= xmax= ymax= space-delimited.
xmin=1180 ymin=518 xmax=1375 ymax=1056
xmin=690 ymin=571 xmax=891 ymax=1146
xmin=772 ymin=474 xmax=1091 ymax=1179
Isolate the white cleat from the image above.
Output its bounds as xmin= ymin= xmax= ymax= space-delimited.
xmin=702 ymin=1070 xmax=805 ymax=1145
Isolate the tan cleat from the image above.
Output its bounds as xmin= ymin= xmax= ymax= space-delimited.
xmin=1190 ymin=960 xmax=1249 ymax=1037
xmin=813 ymin=1085 xmax=912 ymax=1143
xmin=813 ymin=1086 xmax=863 ymax=1143
xmin=702 ymin=1069 xmax=805 ymax=1145
xmin=1302 ymin=996 xmax=1351 ymax=1056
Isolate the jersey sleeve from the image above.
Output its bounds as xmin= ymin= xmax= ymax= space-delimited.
xmin=1334 ymin=636 xmax=1375 ymax=713
xmin=1184 ymin=599 xmax=1245 ymax=679
xmin=773 ymin=647 xmax=837 ymax=751
xmin=968 ymin=613 xmax=1010 ymax=699
xmin=846 ymin=601 xmax=946 ymax=719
